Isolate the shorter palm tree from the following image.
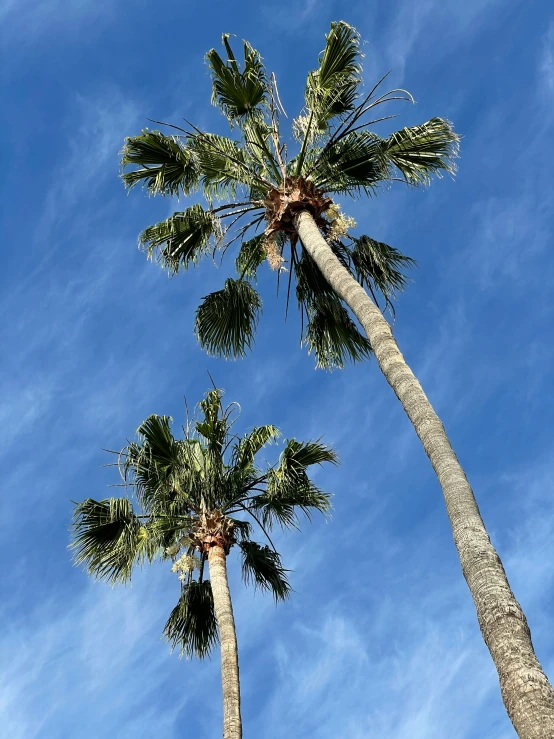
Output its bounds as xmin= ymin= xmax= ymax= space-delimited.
xmin=71 ymin=388 xmax=337 ymax=739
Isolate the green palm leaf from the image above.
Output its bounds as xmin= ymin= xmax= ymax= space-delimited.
xmin=304 ymin=21 xmax=362 ymax=130
xmin=164 ymin=580 xmax=218 ymax=658
xmin=251 ymin=478 xmax=331 ymax=530
xmin=278 ymin=438 xmax=339 ymax=473
xmin=134 ymin=415 xmax=177 ymax=473
xmin=295 ymin=248 xmax=336 ymax=303
xmin=124 ymin=415 xmax=196 ymax=512
xmin=242 ymin=119 xmax=281 ymax=181
xmin=71 ymin=498 xmax=143 ymax=584
xmin=310 ymin=130 xmax=390 ymax=194
xmin=206 ymin=35 xmax=270 ymax=125
xmin=235 ymin=234 xmax=267 ymax=278
xmin=384 ymin=117 xmax=459 ymax=184
xmin=351 ymin=235 xmax=416 ymax=301
xmin=195 ymin=278 xmax=262 ymax=358
xmin=250 ymin=439 xmax=335 ymax=528
xmin=229 ymin=518 xmax=253 ymax=542
xmin=191 ymin=133 xmax=261 ymax=199
xmin=121 ymin=129 xmax=199 ymax=196
xmin=239 ymin=541 xmax=291 ymax=601
xmin=250 ymin=489 xmax=298 ymax=529
xmin=303 ymin=293 xmax=373 ymax=369
xmin=139 ymin=205 xmax=219 ymax=274
xmin=232 ymin=425 xmax=281 ymax=471
xmin=196 ymin=388 xmax=229 ymax=456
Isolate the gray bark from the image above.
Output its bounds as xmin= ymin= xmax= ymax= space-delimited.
xmin=294 ymin=209 xmax=554 ymax=738
xmin=208 ymin=544 xmax=242 ymax=739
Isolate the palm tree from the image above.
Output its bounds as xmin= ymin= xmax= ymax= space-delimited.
xmin=71 ymin=388 xmax=337 ymax=739
xmin=119 ymin=23 xmax=554 ymax=737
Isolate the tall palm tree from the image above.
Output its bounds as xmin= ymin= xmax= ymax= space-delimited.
xmin=71 ymin=388 xmax=337 ymax=739
xmin=119 ymin=23 xmax=554 ymax=736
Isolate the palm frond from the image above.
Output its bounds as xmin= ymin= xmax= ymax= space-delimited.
xmin=206 ymin=35 xmax=269 ymax=125
xmin=350 ymin=235 xmax=416 ymax=302
xmin=294 ymin=248 xmax=335 ymax=303
xmin=235 ymin=234 xmax=267 ymax=278
xmin=249 ymin=439 xmax=336 ymax=528
xmin=303 ymin=21 xmax=362 ymax=133
xmin=310 ymin=130 xmax=390 ymax=195
xmin=231 ymin=425 xmax=281 ymax=470
xmin=190 ymin=132 xmax=264 ymax=199
xmin=229 ymin=518 xmax=253 ymax=541
xmin=239 ymin=540 xmax=291 ymax=601
xmin=196 ymin=388 xmax=229 ymax=455
xmin=163 ymin=581 xmax=218 ymax=658
xmin=139 ymin=205 xmax=220 ymax=274
xmin=135 ymin=521 xmax=165 ymax=562
xmin=71 ymin=498 xmax=142 ymax=584
xmin=251 ymin=478 xmax=331 ymax=530
xmin=124 ymin=415 xmax=187 ymax=510
xmin=278 ymin=438 xmax=339 ymax=472
xmin=242 ymin=119 xmax=281 ymax=181
xmin=303 ymin=293 xmax=373 ymax=369
xmin=195 ymin=278 xmax=262 ymax=358
xmin=384 ymin=117 xmax=460 ymax=185
xmin=134 ymin=415 xmax=177 ymax=471
xmin=250 ymin=489 xmax=299 ymax=529
xmin=121 ymin=129 xmax=199 ymax=196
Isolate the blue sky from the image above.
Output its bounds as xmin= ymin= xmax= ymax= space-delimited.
xmin=1 ymin=0 xmax=554 ymax=736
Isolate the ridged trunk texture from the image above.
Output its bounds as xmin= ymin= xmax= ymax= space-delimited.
xmin=208 ymin=544 xmax=242 ymax=739
xmin=294 ymin=209 xmax=554 ymax=738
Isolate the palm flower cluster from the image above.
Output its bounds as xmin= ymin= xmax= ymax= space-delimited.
xmin=121 ymin=22 xmax=458 ymax=369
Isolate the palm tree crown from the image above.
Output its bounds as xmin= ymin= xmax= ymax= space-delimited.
xmin=71 ymin=388 xmax=337 ymax=658
xmin=121 ymin=21 xmax=459 ymax=369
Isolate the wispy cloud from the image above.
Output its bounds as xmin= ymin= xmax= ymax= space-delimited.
xmin=360 ymin=0 xmax=503 ymax=82
xmin=539 ymin=21 xmax=554 ymax=94
xmin=0 ymin=0 xmax=111 ymax=43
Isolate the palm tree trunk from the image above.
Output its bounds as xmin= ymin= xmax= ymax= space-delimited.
xmin=208 ymin=544 xmax=242 ymax=739
xmin=293 ymin=209 xmax=554 ymax=738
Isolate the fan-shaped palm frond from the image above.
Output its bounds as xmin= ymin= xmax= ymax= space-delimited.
xmin=190 ymin=132 xmax=266 ymax=200
xmin=71 ymin=498 xmax=143 ymax=584
xmin=164 ymin=580 xmax=218 ymax=658
xmin=235 ymin=234 xmax=267 ymax=278
xmin=229 ymin=518 xmax=253 ymax=542
xmin=121 ymin=129 xmax=199 ymax=196
xmin=303 ymin=292 xmax=373 ymax=369
xmin=125 ymin=415 xmax=177 ymax=495
xmin=207 ymin=35 xmax=270 ymax=125
xmin=242 ymin=119 xmax=281 ymax=181
xmin=239 ymin=541 xmax=291 ymax=601
xmin=136 ymin=414 xmax=176 ymax=462
xmin=247 ymin=438 xmax=336 ymax=528
xmin=384 ymin=117 xmax=459 ymax=185
xmin=294 ymin=248 xmax=336 ymax=303
xmin=139 ymin=205 xmax=220 ymax=274
xmin=350 ymin=235 xmax=416 ymax=303
xmin=310 ymin=130 xmax=390 ymax=194
xmin=277 ymin=438 xmax=339 ymax=475
xmin=251 ymin=477 xmax=331 ymax=530
xmin=304 ymin=21 xmax=362 ymax=132
xmin=232 ymin=425 xmax=281 ymax=471
xmin=195 ymin=278 xmax=262 ymax=358
xmin=195 ymin=388 xmax=230 ymax=457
